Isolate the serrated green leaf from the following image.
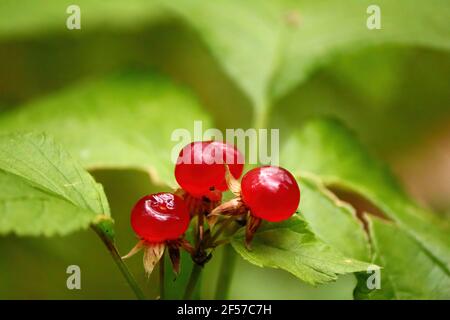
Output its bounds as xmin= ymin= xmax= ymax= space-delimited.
xmin=0 ymin=132 xmax=110 ymax=236
xmin=0 ymin=73 xmax=212 ymax=187
xmin=355 ymin=217 xmax=450 ymax=299
xmin=231 ymin=215 xmax=372 ymax=285
xmin=299 ymin=178 xmax=369 ymax=261
xmin=161 ymin=0 xmax=450 ymax=123
xmin=281 ymin=118 xmax=450 ymax=271
xmin=0 ymin=0 xmax=164 ymax=39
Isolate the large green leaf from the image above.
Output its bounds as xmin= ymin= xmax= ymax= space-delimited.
xmin=0 ymin=0 xmax=164 ymax=39
xmin=299 ymin=178 xmax=369 ymax=261
xmin=355 ymin=217 xmax=450 ymax=299
xmin=231 ymin=215 xmax=372 ymax=285
xmin=160 ymin=0 xmax=283 ymax=124
xmin=162 ymin=0 xmax=450 ymax=124
xmin=0 ymin=132 xmax=110 ymax=236
xmin=0 ymin=73 xmax=212 ymax=188
xmin=281 ymin=118 xmax=450 ymax=271
xmin=2 ymin=1 xmax=449 ymax=123
xmin=271 ymin=47 xmax=450 ymax=156
xmin=273 ymin=0 xmax=450 ymax=98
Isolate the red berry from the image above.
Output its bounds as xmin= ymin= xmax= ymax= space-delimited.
xmin=175 ymin=141 xmax=244 ymax=198
xmin=131 ymin=193 xmax=190 ymax=242
xmin=241 ymin=166 xmax=300 ymax=222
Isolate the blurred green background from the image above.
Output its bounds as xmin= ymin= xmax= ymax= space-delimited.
xmin=0 ymin=1 xmax=449 ymax=299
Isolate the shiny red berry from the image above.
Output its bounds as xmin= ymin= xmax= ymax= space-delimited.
xmin=130 ymin=193 xmax=190 ymax=242
xmin=241 ymin=166 xmax=300 ymax=222
xmin=175 ymin=141 xmax=244 ymax=198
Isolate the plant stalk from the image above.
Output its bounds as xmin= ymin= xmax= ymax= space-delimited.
xmin=214 ymin=244 xmax=236 ymax=299
xmin=207 ymin=217 xmax=235 ymax=247
xmin=92 ymin=224 xmax=146 ymax=300
xmin=212 ymin=100 xmax=269 ymax=299
xmin=183 ymin=263 xmax=202 ymax=300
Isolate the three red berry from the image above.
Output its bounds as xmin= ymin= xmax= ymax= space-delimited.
xmin=126 ymin=140 xmax=301 ymax=275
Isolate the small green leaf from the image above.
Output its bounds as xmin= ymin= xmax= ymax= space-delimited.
xmin=299 ymin=178 xmax=370 ymax=261
xmin=355 ymin=217 xmax=450 ymax=299
xmin=0 ymin=132 xmax=110 ymax=236
xmin=0 ymin=73 xmax=212 ymax=188
xmin=231 ymin=215 xmax=372 ymax=285
xmin=281 ymin=118 xmax=450 ymax=271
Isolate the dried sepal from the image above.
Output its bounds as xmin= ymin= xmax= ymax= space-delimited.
xmin=173 ymin=188 xmax=186 ymax=199
xmin=182 ymin=192 xmax=221 ymax=218
xmin=206 ymin=212 xmax=220 ymax=229
xmin=207 ymin=198 xmax=247 ymax=228
xmin=178 ymin=238 xmax=195 ymax=255
xmin=168 ymin=245 xmax=181 ymax=276
xmin=224 ymin=164 xmax=241 ymax=196
xmin=245 ymin=215 xmax=262 ymax=250
xmin=121 ymin=239 xmax=145 ymax=260
xmin=143 ymin=242 xmax=165 ymax=276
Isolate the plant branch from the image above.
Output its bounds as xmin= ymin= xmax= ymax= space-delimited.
xmin=214 ymin=244 xmax=236 ymax=299
xmin=183 ymin=263 xmax=202 ymax=300
xmin=92 ymin=223 xmax=146 ymax=300
xmin=207 ymin=217 xmax=235 ymax=247
xmin=254 ymin=103 xmax=269 ymax=130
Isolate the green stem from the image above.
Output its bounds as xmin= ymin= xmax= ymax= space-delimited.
xmin=92 ymin=224 xmax=146 ymax=300
xmin=183 ymin=264 xmax=202 ymax=300
xmin=159 ymin=253 xmax=165 ymax=300
xmin=207 ymin=217 xmax=235 ymax=247
xmin=214 ymin=244 xmax=236 ymax=299
xmin=254 ymin=100 xmax=270 ymax=130
xmin=212 ymin=101 xmax=270 ymax=300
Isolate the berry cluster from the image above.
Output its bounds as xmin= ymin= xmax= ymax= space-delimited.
xmin=122 ymin=141 xmax=300 ymax=277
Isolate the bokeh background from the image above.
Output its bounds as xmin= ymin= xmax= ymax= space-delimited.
xmin=0 ymin=1 xmax=449 ymax=299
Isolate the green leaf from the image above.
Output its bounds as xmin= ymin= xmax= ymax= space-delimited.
xmin=270 ymin=46 xmax=450 ymax=156
xmin=160 ymin=0 xmax=284 ymax=123
xmin=281 ymin=118 xmax=450 ymax=271
xmin=0 ymin=0 xmax=164 ymax=39
xmin=231 ymin=215 xmax=372 ymax=285
xmin=162 ymin=0 xmax=450 ymax=124
xmin=0 ymin=132 xmax=110 ymax=236
xmin=299 ymin=178 xmax=369 ymax=261
xmin=3 ymin=1 xmax=448 ymax=123
xmin=355 ymin=217 xmax=450 ymax=299
xmin=272 ymin=0 xmax=450 ymax=98
xmin=0 ymin=73 xmax=212 ymax=188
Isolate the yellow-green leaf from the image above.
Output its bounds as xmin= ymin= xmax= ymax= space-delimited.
xmin=231 ymin=215 xmax=373 ymax=285
xmin=0 ymin=132 xmax=110 ymax=236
